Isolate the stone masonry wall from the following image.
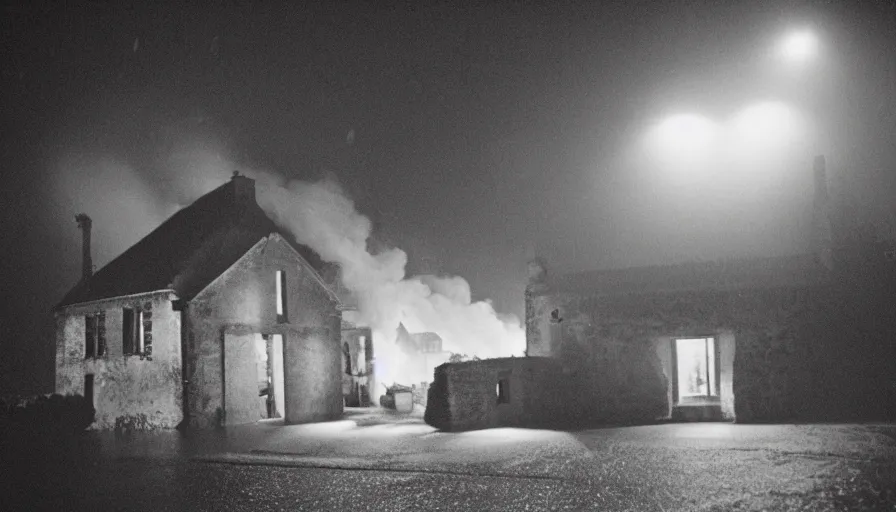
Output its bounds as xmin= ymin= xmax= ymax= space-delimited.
xmin=55 ymin=291 xmax=182 ymax=429
xmin=527 ymin=284 xmax=840 ymax=423
xmin=425 ymin=357 xmax=577 ymax=432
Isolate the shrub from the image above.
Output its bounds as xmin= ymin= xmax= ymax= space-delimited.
xmin=0 ymin=393 xmax=94 ymax=438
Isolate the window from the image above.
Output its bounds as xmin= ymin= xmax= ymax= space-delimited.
xmin=123 ymin=308 xmax=144 ymax=356
xmin=496 ymin=377 xmax=510 ymax=404
xmin=84 ymin=312 xmax=106 ymax=359
xmin=673 ymin=337 xmax=719 ymax=404
xmin=276 ymin=270 xmax=288 ymax=322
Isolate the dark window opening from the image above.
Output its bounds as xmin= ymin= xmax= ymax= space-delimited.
xmin=343 ymin=342 xmax=352 ymax=375
xmin=85 ymin=316 xmax=96 ymax=358
xmin=496 ymin=378 xmax=510 ymax=404
xmin=84 ymin=312 xmax=106 ymax=358
xmin=123 ymin=308 xmax=135 ymax=355
xmin=123 ymin=308 xmax=145 ymax=356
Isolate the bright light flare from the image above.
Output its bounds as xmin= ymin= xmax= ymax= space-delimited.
xmin=729 ymin=101 xmax=800 ymax=151
xmin=645 ymin=114 xmax=719 ymax=165
xmin=778 ymin=29 xmax=818 ymax=62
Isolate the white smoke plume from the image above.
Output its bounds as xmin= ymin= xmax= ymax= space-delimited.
xmin=254 ymin=173 xmax=526 ymax=366
xmin=82 ymin=133 xmax=526 ymax=384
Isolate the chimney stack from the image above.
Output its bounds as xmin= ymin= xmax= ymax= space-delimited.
xmin=231 ymin=170 xmax=256 ymax=207
xmin=812 ymin=155 xmax=833 ymax=269
xmin=75 ymin=213 xmax=93 ymax=281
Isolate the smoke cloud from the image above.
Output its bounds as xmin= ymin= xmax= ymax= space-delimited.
xmin=151 ymin=140 xmax=525 ymax=380
xmin=55 ymin=132 xmax=525 ymax=386
xmin=254 ymin=172 xmax=526 ymax=362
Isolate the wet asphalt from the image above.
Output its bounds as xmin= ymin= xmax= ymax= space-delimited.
xmin=3 ymin=415 xmax=896 ymax=511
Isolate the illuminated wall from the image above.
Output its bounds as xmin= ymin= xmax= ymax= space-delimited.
xmin=185 ymin=234 xmax=342 ymax=428
xmin=54 ymin=291 xmax=182 ymax=429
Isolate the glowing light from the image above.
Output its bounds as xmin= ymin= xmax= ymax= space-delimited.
xmin=779 ymin=29 xmax=818 ymax=62
xmin=646 ymin=114 xmax=719 ymax=165
xmin=729 ymin=101 xmax=800 ymax=151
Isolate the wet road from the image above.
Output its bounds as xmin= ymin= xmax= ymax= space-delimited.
xmin=4 ymin=421 xmax=896 ymax=511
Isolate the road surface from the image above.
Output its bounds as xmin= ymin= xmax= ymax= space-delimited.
xmin=4 ymin=418 xmax=895 ymax=511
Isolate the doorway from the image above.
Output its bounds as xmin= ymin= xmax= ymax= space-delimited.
xmin=84 ymin=374 xmax=94 ymax=409
xmin=673 ymin=337 xmax=720 ymax=405
xmin=256 ymin=334 xmax=286 ymax=419
xmin=223 ymin=332 xmax=286 ymax=425
xmin=267 ymin=334 xmax=285 ymax=419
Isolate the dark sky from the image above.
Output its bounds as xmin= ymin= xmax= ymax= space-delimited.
xmin=2 ymin=0 xmax=895 ymax=393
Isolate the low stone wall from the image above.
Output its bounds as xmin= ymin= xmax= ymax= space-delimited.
xmin=425 ymin=357 xmax=585 ymax=432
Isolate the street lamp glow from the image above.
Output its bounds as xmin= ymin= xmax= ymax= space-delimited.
xmin=647 ymin=114 xmax=718 ymax=164
xmin=779 ymin=29 xmax=818 ymax=62
xmin=728 ymin=101 xmax=802 ymax=155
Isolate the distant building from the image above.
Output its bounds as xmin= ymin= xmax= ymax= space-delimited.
xmin=428 ymin=156 xmax=896 ymax=431
xmin=54 ymin=173 xmax=343 ymax=429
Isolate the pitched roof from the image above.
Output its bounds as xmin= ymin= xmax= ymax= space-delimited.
xmin=57 ymin=175 xmax=329 ymax=308
xmin=538 ymin=253 xmax=830 ymax=297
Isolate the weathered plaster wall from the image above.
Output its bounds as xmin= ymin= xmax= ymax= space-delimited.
xmin=185 ymin=234 xmax=341 ymax=428
xmin=425 ymin=357 xmax=572 ymax=432
xmin=55 ymin=291 xmax=182 ymax=429
xmin=526 ymin=284 xmax=838 ymax=423
xmin=718 ymin=331 xmax=736 ymax=420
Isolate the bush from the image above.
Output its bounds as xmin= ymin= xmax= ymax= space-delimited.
xmin=0 ymin=393 xmax=94 ymax=438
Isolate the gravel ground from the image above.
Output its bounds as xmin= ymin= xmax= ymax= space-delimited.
xmin=3 ymin=420 xmax=896 ymax=511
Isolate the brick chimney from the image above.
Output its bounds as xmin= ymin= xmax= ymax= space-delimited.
xmin=812 ymin=155 xmax=833 ymax=269
xmin=231 ymin=170 xmax=256 ymax=207
xmin=75 ymin=213 xmax=93 ymax=281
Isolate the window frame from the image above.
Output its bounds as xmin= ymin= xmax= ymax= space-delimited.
xmin=122 ymin=307 xmax=144 ymax=357
xmin=84 ymin=312 xmax=106 ymax=359
xmin=276 ymin=270 xmax=288 ymax=323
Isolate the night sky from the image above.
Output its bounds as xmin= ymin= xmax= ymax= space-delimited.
xmin=2 ymin=1 xmax=895 ymax=393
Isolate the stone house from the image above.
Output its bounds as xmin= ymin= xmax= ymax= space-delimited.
xmin=54 ymin=173 xmax=344 ymax=429
xmin=427 ymin=156 xmax=896 ymax=430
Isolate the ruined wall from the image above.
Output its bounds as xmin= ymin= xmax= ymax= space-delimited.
xmin=55 ymin=291 xmax=182 ymax=429
xmin=185 ymin=234 xmax=341 ymax=428
xmin=425 ymin=357 xmax=575 ymax=432
xmin=526 ymin=284 xmax=839 ymax=423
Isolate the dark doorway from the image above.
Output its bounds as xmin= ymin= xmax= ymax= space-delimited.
xmin=84 ymin=374 xmax=94 ymax=408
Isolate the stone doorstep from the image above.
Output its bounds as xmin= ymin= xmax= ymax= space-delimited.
xmin=672 ymin=404 xmax=724 ymax=422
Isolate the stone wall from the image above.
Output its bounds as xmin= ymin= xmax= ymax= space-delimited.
xmin=527 ymin=283 xmax=845 ymax=423
xmin=425 ymin=357 xmax=578 ymax=431
xmin=55 ymin=291 xmax=182 ymax=429
xmin=185 ymin=234 xmax=342 ymax=428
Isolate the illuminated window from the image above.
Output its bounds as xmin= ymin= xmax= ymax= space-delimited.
xmin=674 ymin=337 xmax=719 ymax=404
xmin=276 ymin=270 xmax=288 ymax=322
